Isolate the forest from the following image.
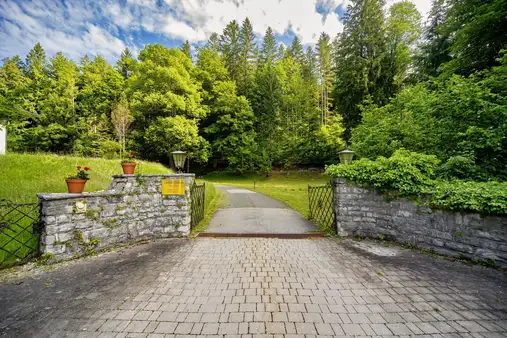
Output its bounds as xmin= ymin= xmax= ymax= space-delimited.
xmin=0 ymin=0 xmax=506 ymax=179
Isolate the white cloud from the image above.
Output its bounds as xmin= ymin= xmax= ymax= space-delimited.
xmin=0 ymin=0 xmax=433 ymax=62
xmin=0 ymin=0 xmax=129 ymax=61
xmin=163 ymin=0 xmax=347 ymax=44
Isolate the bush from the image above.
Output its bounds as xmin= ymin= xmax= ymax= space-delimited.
xmin=430 ymin=181 xmax=507 ymax=215
xmin=326 ymin=149 xmax=439 ymax=195
xmin=437 ymin=155 xmax=479 ymax=180
xmin=326 ymin=149 xmax=507 ymax=215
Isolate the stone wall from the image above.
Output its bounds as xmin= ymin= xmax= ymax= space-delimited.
xmin=38 ymin=174 xmax=194 ymax=261
xmin=333 ymin=178 xmax=507 ymax=267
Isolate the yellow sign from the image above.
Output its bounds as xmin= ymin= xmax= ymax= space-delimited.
xmin=161 ymin=179 xmax=185 ymax=195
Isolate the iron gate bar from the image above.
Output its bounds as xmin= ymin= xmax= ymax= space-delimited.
xmin=190 ymin=182 xmax=205 ymax=228
xmin=0 ymin=202 xmax=41 ymax=268
xmin=308 ymin=181 xmax=335 ymax=230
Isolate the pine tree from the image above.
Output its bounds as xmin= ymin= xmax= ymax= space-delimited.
xmin=316 ymin=33 xmax=333 ymax=125
xmin=302 ymin=46 xmax=318 ymax=83
xmin=414 ymin=0 xmax=451 ymax=79
xmin=25 ymin=42 xmax=47 ymax=81
xmin=219 ymin=20 xmax=241 ymax=82
xmin=24 ymin=43 xmax=48 ymax=117
xmin=181 ymin=40 xmax=192 ymax=60
xmin=333 ymin=0 xmax=387 ymax=136
xmin=207 ymin=33 xmax=220 ymax=52
xmin=259 ymin=27 xmax=277 ymax=66
xmin=117 ymin=48 xmax=137 ymax=79
xmin=289 ymin=36 xmax=305 ymax=65
xmin=237 ymin=18 xmax=257 ymax=97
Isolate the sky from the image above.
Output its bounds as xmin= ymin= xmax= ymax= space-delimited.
xmin=0 ymin=0 xmax=433 ymax=64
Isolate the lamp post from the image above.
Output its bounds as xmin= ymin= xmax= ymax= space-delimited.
xmin=171 ymin=150 xmax=187 ymax=173
xmin=338 ymin=145 xmax=355 ymax=165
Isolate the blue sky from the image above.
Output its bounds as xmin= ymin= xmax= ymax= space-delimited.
xmin=0 ymin=0 xmax=431 ymax=64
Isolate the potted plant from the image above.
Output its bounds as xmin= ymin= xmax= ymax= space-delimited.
xmin=66 ymin=166 xmax=90 ymax=193
xmin=121 ymin=151 xmax=136 ymax=175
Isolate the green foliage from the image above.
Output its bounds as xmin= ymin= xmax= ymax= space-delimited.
xmin=326 ymin=150 xmax=439 ymax=195
xmin=351 ymin=55 xmax=507 ymax=180
xmin=1 ymin=0 xmax=504 ymax=178
xmin=333 ymin=0 xmax=389 ymax=135
xmin=326 ymin=150 xmax=507 ymax=215
xmin=144 ymin=115 xmax=210 ymax=163
xmin=437 ymin=155 xmax=478 ymax=180
xmin=430 ymin=181 xmax=507 ymax=215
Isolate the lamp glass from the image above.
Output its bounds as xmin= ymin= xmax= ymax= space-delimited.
xmin=338 ymin=150 xmax=355 ymax=165
xmin=171 ymin=150 xmax=187 ymax=170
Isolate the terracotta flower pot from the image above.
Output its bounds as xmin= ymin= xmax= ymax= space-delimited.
xmin=121 ymin=162 xmax=137 ymax=175
xmin=66 ymin=179 xmax=87 ymax=193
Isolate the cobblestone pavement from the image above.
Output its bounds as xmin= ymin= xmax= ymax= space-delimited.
xmin=1 ymin=237 xmax=507 ymax=338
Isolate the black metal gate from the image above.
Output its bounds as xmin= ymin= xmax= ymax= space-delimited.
xmin=308 ymin=182 xmax=335 ymax=230
xmin=0 ymin=201 xmax=41 ymax=268
xmin=190 ymin=182 xmax=205 ymax=229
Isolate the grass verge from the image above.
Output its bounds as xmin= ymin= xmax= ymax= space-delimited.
xmin=192 ymin=182 xmax=222 ymax=234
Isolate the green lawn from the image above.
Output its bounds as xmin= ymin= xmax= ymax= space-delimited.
xmin=0 ymin=152 xmax=171 ymax=203
xmin=0 ymin=152 xmax=171 ymax=268
xmin=202 ymin=172 xmax=331 ymax=218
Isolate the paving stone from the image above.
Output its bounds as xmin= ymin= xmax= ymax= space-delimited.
xmin=2 ymin=238 xmax=507 ymax=338
xmin=201 ymin=323 xmax=219 ymax=335
xmin=295 ymin=323 xmax=317 ymax=334
xmin=266 ymin=322 xmax=285 ymax=334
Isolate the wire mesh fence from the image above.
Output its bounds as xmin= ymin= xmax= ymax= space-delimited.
xmin=190 ymin=182 xmax=205 ymax=229
xmin=308 ymin=182 xmax=335 ymax=231
xmin=0 ymin=201 xmax=41 ymax=268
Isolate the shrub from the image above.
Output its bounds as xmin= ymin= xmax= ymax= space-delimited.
xmin=437 ymin=155 xmax=479 ymax=180
xmin=430 ymin=181 xmax=507 ymax=215
xmin=326 ymin=149 xmax=439 ymax=196
xmin=326 ymin=149 xmax=507 ymax=215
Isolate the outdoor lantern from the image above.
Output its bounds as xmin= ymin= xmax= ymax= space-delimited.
xmin=338 ymin=145 xmax=355 ymax=165
xmin=171 ymin=150 xmax=187 ymax=173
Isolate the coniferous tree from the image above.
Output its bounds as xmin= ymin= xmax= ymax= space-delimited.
xmin=316 ymin=33 xmax=333 ymax=125
xmin=207 ymin=33 xmax=220 ymax=52
xmin=414 ymin=0 xmax=452 ymax=79
xmin=288 ymin=36 xmax=305 ymax=65
xmin=441 ymin=0 xmax=507 ymax=76
xmin=117 ymin=48 xmax=137 ymax=79
xmin=259 ymin=27 xmax=277 ymax=66
xmin=333 ymin=0 xmax=387 ymax=137
xmin=181 ymin=40 xmax=192 ymax=60
xmin=219 ymin=21 xmax=241 ymax=82
xmin=237 ymin=18 xmax=257 ymax=97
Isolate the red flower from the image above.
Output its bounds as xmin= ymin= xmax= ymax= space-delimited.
xmin=77 ymin=166 xmax=81 ymax=169
xmin=130 ymin=151 xmax=135 ymax=155
xmin=84 ymin=167 xmax=90 ymax=171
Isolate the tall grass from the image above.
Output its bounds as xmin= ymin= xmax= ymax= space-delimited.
xmin=0 ymin=153 xmax=171 ymax=203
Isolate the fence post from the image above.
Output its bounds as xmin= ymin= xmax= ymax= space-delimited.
xmin=308 ymin=184 xmax=312 ymax=219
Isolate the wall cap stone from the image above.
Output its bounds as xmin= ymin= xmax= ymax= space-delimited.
xmin=38 ymin=190 xmax=119 ymax=201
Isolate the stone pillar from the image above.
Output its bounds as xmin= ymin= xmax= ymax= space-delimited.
xmin=38 ymin=174 xmax=195 ymax=261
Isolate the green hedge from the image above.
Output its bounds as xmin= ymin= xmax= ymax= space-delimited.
xmin=326 ymin=150 xmax=507 ymax=215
